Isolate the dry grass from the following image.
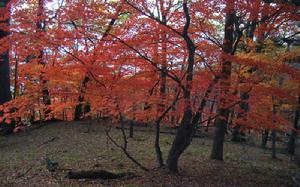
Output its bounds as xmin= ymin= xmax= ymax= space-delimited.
xmin=0 ymin=121 xmax=299 ymax=187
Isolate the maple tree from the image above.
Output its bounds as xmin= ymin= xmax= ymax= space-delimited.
xmin=0 ymin=0 xmax=299 ymax=173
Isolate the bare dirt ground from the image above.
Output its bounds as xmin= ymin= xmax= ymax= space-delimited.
xmin=0 ymin=121 xmax=299 ymax=187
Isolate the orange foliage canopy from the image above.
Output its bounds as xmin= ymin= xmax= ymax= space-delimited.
xmin=0 ymin=0 xmax=299 ymax=133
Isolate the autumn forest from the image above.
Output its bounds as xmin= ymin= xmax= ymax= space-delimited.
xmin=0 ymin=0 xmax=300 ymax=186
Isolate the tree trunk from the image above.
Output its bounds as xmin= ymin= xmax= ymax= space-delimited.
xmin=37 ymin=0 xmax=51 ymax=119
xmin=167 ymin=109 xmax=193 ymax=172
xmin=73 ymin=13 xmax=118 ymax=121
xmin=0 ymin=0 xmax=15 ymax=135
xmin=261 ymin=130 xmax=269 ymax=148
xmin=166 ymin=72 xmax=217 ymax=173
xmin=287 ymin=95 xmax=300 ymax=155
xmin=171 ymin=85 xmax=179 ymax=126
xmin=271 ymin=130 xmax=276 ymax=159
xmin=75 ymin=75 xmax=90 ymax=120
xmin=210 ymin=0 xmax=235 ymax=160
xmin=0 ymin=52 xmax=10 ymax=104
xmin=155 ymin=120 xmax=164 ymax=167
xmin=0 ymin=0 xmax=11 ymax=105
xmin=271 ymin=96 xmax=279 ymax=158
xmin=231 ymin=1 xmax=259 ymax=141
xmin=211 ymin=108 xmax=230 ymax=160
xmin=206 ymin=97 xmax=216 ymax=132
xmin=232 ymin=126 xmax=241 ymax=142
xmin=227 ymin=109 xmax=234 ymax=133
xmin=154 ymin=14 xmax=167 ymax=167
xmin=232 ymin=92 xmax=249 ymax=142
xmin=129 ymin=120 xmax=134 ymax=138
xmin=13 ymin=53 xmax=19 ymax=99
xmin=166 ymin=1 xmax=196 ymax=173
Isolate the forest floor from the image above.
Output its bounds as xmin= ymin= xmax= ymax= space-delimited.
xmin=0 ymin=120 xmax=299 ymax=187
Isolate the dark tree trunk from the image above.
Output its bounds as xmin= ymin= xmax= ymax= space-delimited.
xmin=129 ymin=120 xmax=134 ymax=138
xmin=231 ymin=126 xmax=240 ymax=141
xmin=74 ymin=98 xmax=84 ymax=120
xmin=0 ymin=0 xmax=11 ymax=105
xmin=210 ymin=0 xmax=235 ymax=160
xmin=166 ymin=1 xmax=196 ymax=173
xmin=271 ymin=130 xmax=276 ymax=159
xmin=75 ymin=75 xmax=90 ymax=120
xmin=171 ymin=85 xmax=179 ymax=126
xmin=227 ymin=109 xmax=234 ymax=133
xmin=206 ymin=97 xmax=215 ymax=132
xmin=231 ymin=126 xmax=246 ymax=142
xmin=232 ymin=1 xmax=260 ymax=141
xmin=166 ymin=76 xmax=218 ymax=173
xmin=167 ymin=110 xmax=193 ymax=172
xmin=36 ymin=0 xmax=51 ymax=119
xmin=155 ymin=120 xmax=164 ymax=167
xmin=0 ymin=0 xmax=15 ymax=135
xmin=0 ymin=52 xmax=10 ymax=104
xmin=269 ymin=98 xmax=278 ymax=158
xmin=232 ymin=92 xmax=249 ymax=142
xmin=211 ymin=108 xmax=230 ymax=160
xmin=13 ymin=54 xmax=18 ymax=99
xmin=154 ymin=14 xmax=167 ymax=167
xmin=287 ymin=95 xmax=300 ymax=155
xmin=261 ymin=130 xmax=269 ymax=148
xmin=74 ymin=13 xmax=117 ymax=121
xmin=166 ymin=48 xmax=195 ymax=172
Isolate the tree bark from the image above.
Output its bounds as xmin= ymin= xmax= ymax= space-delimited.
xmin=13 ymin=53 xmax=18 ymax=99
xmin=166 ymin=76 xmax=218 ymax=173
xmin=0 ymin=0 xmax=11 ymax=104
xmin=271 ymin=95 xmax=279 ymax=158
xmin=231 ymin=92 xmax=249 ymax=142
xmin=206 ymin=98 xmax=216 ymax=132
xmin=129 ymin=120 xmax=134 ymax=138
xmin=155 ymin=119 xmax=164 ymax=167
xmin=166 ymin=0 xmax=196 ymax=173
xmin=210 ymin=0 xmax=235 ymax=160
xmin=271 ymin=130 xmax=276 ymax=159
xmin=287 ymin=95 xmax=300 ymax=155
xmin=154 ymin=13 xmax=167 ymax=167
xmin=75 ymin=75 xmax=90 ymax=120
xmin=261 ymin=130 xmax=269 ymax=148
xmin=74 ymin=12 xmax=118 ymax=121
xmin=167 ymin=109 xmax=193 ymax=172
xmin=36 ymin=0 xmax=51 ymax=120
xmin=0 ymin=0 xmax=15 ymax=135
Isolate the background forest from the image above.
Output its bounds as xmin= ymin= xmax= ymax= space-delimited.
xmin=0 ymin=0 xmax=300 ymax=186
